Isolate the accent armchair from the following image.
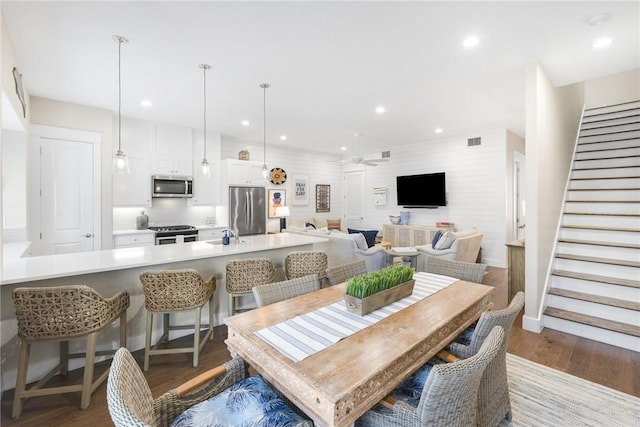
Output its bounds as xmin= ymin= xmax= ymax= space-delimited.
xmin=416 ymin=228 xmax=483 ymax=267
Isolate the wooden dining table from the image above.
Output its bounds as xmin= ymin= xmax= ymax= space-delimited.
xmin=225 ymin=278 xmax=494 ymax=427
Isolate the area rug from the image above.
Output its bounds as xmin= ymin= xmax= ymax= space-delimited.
xmin=502 ymin=354 xmax=640 ymax=426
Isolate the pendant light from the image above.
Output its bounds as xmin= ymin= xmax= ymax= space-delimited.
xmin=199 ymin=64 xmax=211 ymax=178
xmin=260 ymin=83 xmax=270 ymax=180
xmin=112 ymin=35 xmax=130 ymax=174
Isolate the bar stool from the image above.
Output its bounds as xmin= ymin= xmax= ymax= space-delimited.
xmin=11 ymin=285 xmax=129 ymax=418
xmin=284 ymin=250 xmax=328 ymax=287
xmin=225 ymin=258 xmax=276 ymax=316
xmin=139 ymin=269 xmax=216 ymax=371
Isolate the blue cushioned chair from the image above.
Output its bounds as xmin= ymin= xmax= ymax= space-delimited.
xmin=107 ymin=347 xmax=312 ymax=427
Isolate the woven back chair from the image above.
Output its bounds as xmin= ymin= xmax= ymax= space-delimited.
xmin=356 ymin=326 xmax=505 ymax=427
xmin=11 ymin=285 xmax=129 ymax=418
xmin=284 ymin=251 xmax=328 ymax=287
xmin=448 ymin=291 xmax=525 ymax=427
xmin=253 ymin=274 xmax=321 ymax=307
xmin=325 ymin=260 xmax=367 ymax=286
xmin=225 ymin=258 xmax=276 ymax=316
xmin=108 ymin=348 xmax=312 ymax=427
xmin=139 ymin=269 xmax=216 ymax=371
xmin=423 ymin=256 xmax=487 ymax=283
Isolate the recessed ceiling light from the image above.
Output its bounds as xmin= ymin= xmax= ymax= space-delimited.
xmin=241 ymin=120 xmax=250 ymax=126
xmin=593 ymin=37 xmax=612 ymax=49
xmin=341 ymin=146 xmax=347 ymax=151
xmin=140 ymin=99 xmax=152 ymax=107
xmin=280 ymin=135 xmax=287 ymax=140
xmin=463 ymin=35 xmax=479 ymax=48
xmin=375 ymin=106 xmax=386 ymax=114
xmin=435 ymin=128 xmax=443 ymax=134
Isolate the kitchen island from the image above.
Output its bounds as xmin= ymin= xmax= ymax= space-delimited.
xmin=0 ymin=233 xmax=326 ymax=393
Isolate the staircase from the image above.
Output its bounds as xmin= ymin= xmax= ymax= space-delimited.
xmin=543 ymin=100 xmax=640 ymax=351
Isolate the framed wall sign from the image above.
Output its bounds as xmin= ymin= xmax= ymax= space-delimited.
xmin=268 ymin=189 xmax=286 ymax=218
xmin=316 ymin=184 xmax=330 ymax=213
xmin=292 ymin=174 xmax=309 ymax=205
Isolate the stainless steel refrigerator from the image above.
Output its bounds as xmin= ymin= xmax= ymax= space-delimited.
xmin=229 ymin=186 xmax=266 ymax=236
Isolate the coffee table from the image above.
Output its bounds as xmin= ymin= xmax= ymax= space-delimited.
xmin=386 ymin=247 xmax=420 ymax=269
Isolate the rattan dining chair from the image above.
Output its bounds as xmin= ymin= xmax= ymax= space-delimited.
xmin=11 ymin=285 xmax=129 ymax=418
xmin=422 ymin=256 xmax=487 ymax=283
xmin=284 ymin=250 xmax=328 ymax=286
xmin=139 ymin=269 xmax=215 ymax=371
xmin=253 ymin=274 xmax=321 ymax=307
xmin=325 ymin=260 xmax=367 ymax=286
xmin=107 ymin=347 xmax=313 ymax=427
xmin=225 ymin=258 xmax=276 ymax=316
xmin=355 ymin=326 xmax=505 ymax=427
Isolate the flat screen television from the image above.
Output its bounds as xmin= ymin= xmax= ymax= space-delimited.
xmin=396 ymin=172 xmax=446 ymax=207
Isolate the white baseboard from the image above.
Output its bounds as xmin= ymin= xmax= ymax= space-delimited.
xmin=522 ymin=315 xmax=543 ymax=333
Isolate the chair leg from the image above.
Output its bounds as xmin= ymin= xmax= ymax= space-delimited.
xmin=80 ymin=333 xmax=97 ymax=410
xmin=209 ymin=295 xmax=215 ymax=341
xmin=193 ymin=306 xmax=202 ymax=368
xmin=60 ymin=341 xmax=69 ymax=375
xmin=228 ymin=293 xmax=234 ymax=317
xmin=163 ymin=313 xmax=170 ymax=343
xmin=119 ymin=311 xmax=127 ymax=348
xmin=144 ymin=311 xmax=153 ymax=371
xmin=12 ymin=340 xmax=30 ymax=419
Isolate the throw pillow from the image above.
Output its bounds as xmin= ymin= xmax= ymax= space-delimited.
xmin=327 ymin=218 xmax=341 ymax=230
xmin=434 ymin=231 xmax=456 ymax=250
xmin=347 ymin=232 xmax=369 ymax=250
xmin=431 ymin=230 xmax=443 ymax=248
xmin=348 ymin=228 xmax=378 ymax=248
xmin=305 ymin=222 xmax=317 ymax=229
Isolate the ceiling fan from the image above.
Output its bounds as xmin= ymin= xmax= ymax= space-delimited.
xmin=338 ymin=133 xmax=388 ymax=167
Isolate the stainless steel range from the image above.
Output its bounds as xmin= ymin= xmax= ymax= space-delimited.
xmin=149 ymin=225 xmax=199 ymax=245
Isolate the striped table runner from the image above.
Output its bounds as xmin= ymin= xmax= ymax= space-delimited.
xmin=255 ymin=272 xmax=458 ymax=363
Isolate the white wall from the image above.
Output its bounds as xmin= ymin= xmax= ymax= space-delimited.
xmin=584 ymin=69 xmax=640 ymax=107
xmin=523 ymin=62 xmax=584 ymax=331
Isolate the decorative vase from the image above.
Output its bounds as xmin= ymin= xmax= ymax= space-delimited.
xmin=344 ymin=279 xmax=415 ymax=316
xmin=238 ymin=149 xmax=250 ymax=160
xmin=136 ymin=210 xmax=149 ymax=230
xmin=400 ymin=211 xmax=410 ymax=225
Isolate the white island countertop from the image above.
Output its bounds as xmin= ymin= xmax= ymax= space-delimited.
xmin=2 ymin=233 xmax=326 ymax=286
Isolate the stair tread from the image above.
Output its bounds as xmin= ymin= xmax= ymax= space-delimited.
xmin=563 ymin=212 xmax=640 ymax=217
xmin=556 ymin=253 xmax=640 ymax=268
xmin=558 ymin=238 xmax=640 ymax=249
xmin=548 ymin=288 xmax=640 ymax=311
xmin=573 ymin=165 xmax=640 ymax=171
xmin=568 ymin=187 xmax=640 ymax=191
xmin=565 ymin=200 xmax=639 ymax=203
xmin=544 ymin=307 xmax=640 ymax=337
xmin=578 ymin=146 xmax=640 ymax=154
xmin=575 ymin=155 xmax=640 ymax=161
xmin=571 ymin=176 xmax=640 ymax=180
xmin=552 ymin=269 xmax=640 ymax=288
xmin=561 ymin=224 xmax=639 ymax=232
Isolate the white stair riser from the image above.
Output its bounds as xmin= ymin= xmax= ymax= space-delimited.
xmin=581 ymin=117 xmax=640 ymax=129
xmin=547 ymin=295 xmax=639 ymax=325
xmin=566 ymin=190 xmax=640 ymax=201
xmin=550 ymin=276 xmax=640 ymax=301
xmin=574 ymin=157 xmax=639 ymax=169
xmin=580 ymin=124 xmax=640 ymax=137
xmin=542 ymin=316 xmax=640 ymax=351
xmin=559 ymin=228 xmax=640 ymax=244
xmin=583 ymin=103 xmax=640 ymax=117
xmin=557 ymin=242 xmax=639 ymax=261
xmin=575 ymin=147 xmax=640 ymax=160
xmin=553 ymin=258 xmax=639 ymax=281
xmin=571 ymin=166 xmax=640 ymax=179
xmin=577 ymin=139 xmax=640 ymax=152
xmin=570 ymin=177 xmax=640 ymax=190
xmin=564 ymin=202 xmax=640 ymax=215
xmin=579 ymin=130 xmax=640 ymax=144
xmin=562 ymin=214 xmax=640 ymax=228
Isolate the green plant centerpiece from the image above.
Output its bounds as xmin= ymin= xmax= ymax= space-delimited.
xmin=344 ymin=265 xmax=415 ymax=315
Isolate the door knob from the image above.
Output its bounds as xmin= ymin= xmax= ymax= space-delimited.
xmin=83 ymin=233 xmax=93 ymax=238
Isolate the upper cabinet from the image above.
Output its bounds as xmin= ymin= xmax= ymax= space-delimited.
xmin=152 ymin=123 xmax=193 ymax=176
xmin=113 ymin=117 xmax=152 ymax=207
xmin=189 ymin=131 xmax=222 ymax=206
xmin=222 ymin=159 xmax=266 ymax=186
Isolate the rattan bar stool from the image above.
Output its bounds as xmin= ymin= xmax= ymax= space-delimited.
xmin=225 ymin=258 xmax=276 ymax=316
xmin=11 ymin=285 xmax=129 ymax=418
xmin=139 ymin=269 xmax=216 ymax=371
xmin=284 ymin=250 xmax=328 ymax=287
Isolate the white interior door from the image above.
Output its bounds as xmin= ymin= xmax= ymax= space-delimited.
xmin=32 ymin=126 xmax=100 ymax=256
xmin=513 ymin=152 xmax=526 ymax=240
xmin=344 ymin=167 xmax=365 ymax=229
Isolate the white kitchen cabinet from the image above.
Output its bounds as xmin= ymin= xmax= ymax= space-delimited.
xmin=222 ymin=159 xmax=266 ymax=186
xmin=152 ymin=123 xmax=193 ymax=176
xmin=113 ymin=117 xmax=153 ymax=207
xmin=189 ymin=131 xmax=221 ymax=206
xmin=197 ymin=226 xmax=227 ymax=241
xmin=113 ymin=230 xmax=155 ymax=248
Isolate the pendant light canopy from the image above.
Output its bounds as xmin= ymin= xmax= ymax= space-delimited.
xmin=112 ymin=35 xmax=130 ymax=174
xmin=199 ymin=64 xmax=211 ymax=179
xmin=260 ymin=83 xmax=270 ymax=180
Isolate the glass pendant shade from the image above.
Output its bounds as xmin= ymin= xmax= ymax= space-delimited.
xmin=113 ymin=149 xmax=130 ymax=174
xmin=201 ymin=158 xmax=211 ymax=178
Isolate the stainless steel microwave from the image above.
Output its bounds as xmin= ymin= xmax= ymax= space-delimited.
xmin=152 ymin=175 xmax=193 ymax=198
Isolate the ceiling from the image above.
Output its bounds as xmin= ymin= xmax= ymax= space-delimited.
xmin=2 ymin=1 xmax=639 ymax=155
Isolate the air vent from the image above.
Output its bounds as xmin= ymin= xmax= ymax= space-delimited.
xmin=382 ymin=151 xmax=391 ymax=158
xmin=467 ymin=137 xmax=481 ymax=147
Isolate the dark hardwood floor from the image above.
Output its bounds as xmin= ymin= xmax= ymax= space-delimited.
xmin=2 ymin=267 xmax=638 ymax=426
